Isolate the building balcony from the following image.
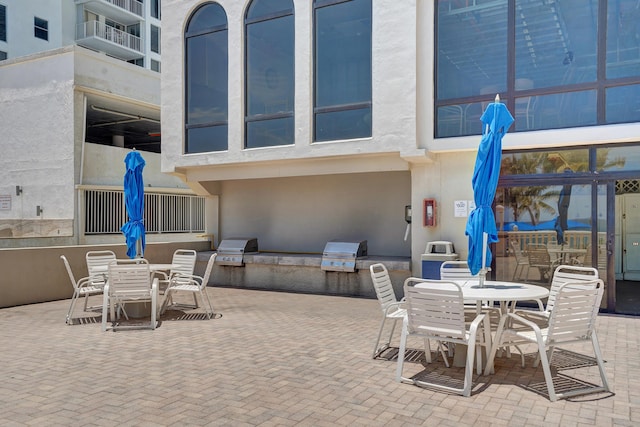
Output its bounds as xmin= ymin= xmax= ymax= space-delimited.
xmin=75 ymin=0 xmax=143 ymax=25
xmin=76 ymin=21 xmax=143 ymax=61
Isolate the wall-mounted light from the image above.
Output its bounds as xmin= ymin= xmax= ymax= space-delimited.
xmin=36 ymin=205 xmax=43 ymax=216
xmin=16 ymin=186 xmax=23 ymax=196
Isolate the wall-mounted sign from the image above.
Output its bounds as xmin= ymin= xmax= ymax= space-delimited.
xmin=0 ymin=195 xmax=11 ymax=210
xmin=454 ymin=200 xmax=468 ymax=217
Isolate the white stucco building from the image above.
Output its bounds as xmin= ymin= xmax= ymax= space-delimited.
xmin=161 ymin=0 xmax=640 ymax=313
xmin=0 ymin=0 xmax=208 ymax=249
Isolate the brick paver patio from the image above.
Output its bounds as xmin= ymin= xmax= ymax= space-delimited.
xmin=1 ymin=287 xmax=638 ymax=426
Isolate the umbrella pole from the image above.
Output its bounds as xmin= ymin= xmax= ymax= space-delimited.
xmin=479 ymin=232 xmax=488 ymax=287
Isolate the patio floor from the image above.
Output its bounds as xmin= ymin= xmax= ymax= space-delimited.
xmin=1 ymin=286 xmax=639 ymax=426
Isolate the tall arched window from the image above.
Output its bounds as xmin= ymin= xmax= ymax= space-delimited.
xmin=313 ymin=0 xmax=372 ymax=142
xmin=185 ymin=3 xmax=228 ymax=153
xmin=245 ymin=0 xmax=294 ymax=149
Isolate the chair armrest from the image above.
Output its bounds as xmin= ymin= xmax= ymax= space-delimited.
xmin=77 ymin=276 xmax=103 ymax=289
xmin=504 ymin=312 xmax=542 ymax=332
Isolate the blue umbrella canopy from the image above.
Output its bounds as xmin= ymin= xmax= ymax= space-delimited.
xmin=465 ymin=99 xmax=514 ymax=276
xmin=121 ymin=151 xmax=146 ymax=259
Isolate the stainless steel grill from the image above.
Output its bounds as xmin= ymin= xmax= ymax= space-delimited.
xmin=216 ymin=238 xmax=259 ymax=266
xmin=321 ymin=240 xmax=368 ymax=272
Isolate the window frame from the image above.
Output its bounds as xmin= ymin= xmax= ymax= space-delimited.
xmin=312 ymin=0 xmax=372 ymax=143
xmin=34 ymin=16 xmax=48 ymax=41
xmin=184 ymin=2 xmax=229 ymax=154
xmin=434 ymin=0 xmax=640 ymax=138
xmin=244 ymin=0 xmax=295 ymax=149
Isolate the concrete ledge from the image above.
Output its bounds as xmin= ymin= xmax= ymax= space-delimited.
xmin=196 ymin=251 xmax=412 ymax=298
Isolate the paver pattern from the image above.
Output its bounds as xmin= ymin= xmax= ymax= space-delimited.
xmin=1 ymin=287 xmax=638 ymax=426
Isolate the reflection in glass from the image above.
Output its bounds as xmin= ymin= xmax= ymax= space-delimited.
xmin=315 ymin=107 xmax=371 ymax=142
xmin=494 ymin=184 xmax=593 ymax=284
xmin=245 ymin=0 xmax=294 ymax=149
xmin=606 ymin=0 xmax=640 ymax=79
xmin=185 ymin=3 xmax=228 ymax=153
xmin=436 ymin=1 xmax=507 ymax=100
xmin=501 ymin=149 xmax=590 ymax=175
xmin=606 ymin=85 xmax=640 ymax=125
xmin=187 ymin=125 xmax=228 ymax=154
xmin=515 ymin=0 xmax=598 ymax=89
xmin=246 ymin=117 xmax=294 ymax=148
xmin=314 ymin=0 xmax=371 ymax=142
xmin=531 ymin=90 xmax=597 ymax=130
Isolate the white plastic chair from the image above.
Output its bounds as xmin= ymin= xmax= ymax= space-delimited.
xmin=161 ymin=253 xmax=217 ymax=319
xmin=86 ymin=250 xmax=116 ymax=288
xmin=396 ymin=280 xmax=492 ymax=397
xmin=102 ymin=259 xmax=158 ymax=331
xmin=157 ymin=249 xmax=197 ymax=293
xmin=518 ymin=264 xmax=599 ymax=319
xmin=485 ymin=280 xmax=609 ymax=401
xmin=509 ymin=240 xmax=529 ymax=281
xmin=369 ymin=263 xmax=406 ymax=358
xmin=61 ymin=255 xmax=103 ymax=324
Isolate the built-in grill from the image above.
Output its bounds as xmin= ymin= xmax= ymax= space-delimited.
xmin=216 ymin=238 xmax=259 ymax=266
xmin=321 ymin=240 xmax=368 ymax=272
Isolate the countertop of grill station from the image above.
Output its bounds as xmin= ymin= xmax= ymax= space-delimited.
xmin=196 ymin=251 xmax=410 ymax=271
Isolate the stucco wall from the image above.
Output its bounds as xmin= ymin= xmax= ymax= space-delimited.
xmin=0 ymin=241 xmax=211 ymax=309
xmin=213 ymin=171 xmax=412 ymax=256
xmin=161 ymin=0 xmax=420 ymax=175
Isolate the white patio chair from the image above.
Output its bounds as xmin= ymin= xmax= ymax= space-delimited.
xmin=102 ymin=259 xmax=158 ymax=331
xmin=61 ymin=255 xmax=103 ymax=324
xmin=157 ymin=249 xmax=197 ymax=294
xmin=440 ymin=260 xmax=498 ymax=317
xmin=370 ymin=263 xmax=406 ymax=358
xmin=161 ymin=253 xmax=217 ymax=319
xmin=86 ymin=250 xmax=116 ymax=289
xmin=509 ymin=240 xmax=529 ymax=281
xmin=517 ymin=264 xmax=599 ymax=319
xmin=485 ymin=280 xmax=609 ymax=401
xmin=396 ymin=280 xmax=492 ymax=397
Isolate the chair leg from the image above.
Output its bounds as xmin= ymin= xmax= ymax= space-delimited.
xmin=591 ymin=332 xmax=610 ymax=392
xmin=372 ymin=317 xmax=389 ymax=358
xmin=463 ymin=334 xmax=477 ymax=397
xmin=66 ymin=291 xmax=79 ymax=324
xmin=201 ymin=289 xmax=215 ymax=319
xmin=101 ymin=287 xmax=110 ymax=332
xmin=151 ymin=290 xmax=157 ymax=330
xmin=395 ymin=317 xmax=409 ymax=383
xmin=535 ymin=336 xmax=557 ymax=401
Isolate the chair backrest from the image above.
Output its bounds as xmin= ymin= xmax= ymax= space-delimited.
xmin=404 ymin=280 xmax=467 ymax=340
xmin=527 ymin=244 xmax=550 ymax=266
xmin=60 ymin=255 xmax=79 ymax=290
xmin=86 ymin=250 xmax=116 ymax=285
xmin=509 ymin=240 xmax=527 ymax=263
xmin=547 ymin=280 xmax=604 ymax=342
xmin=200 ymin=253 xmax=217 ymax=288
xmin=547 ymin=265 xmax=599 ymax=313
xmin=369 ymin=263 xmax=400 ymax=314
xmin=171 ymin=249 xmax=197 ymax=278
xmin=440 ymin=260 xmax=479 ymax=280
xmin=108 ymin=259 xmax=152 ymax=298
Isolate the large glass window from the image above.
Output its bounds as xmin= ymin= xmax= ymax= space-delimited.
xmin=245 ymin=0 xmax=294 ymax=149
xmin=151 ymin=0 xmax=161 ymax=20
xmin=435 ymin=0 xmax=640 ymax=137
xmin=314 ymin=0 xmax=371 ymax=142
xmin=184 ymin=3 xmax=228 ymax=153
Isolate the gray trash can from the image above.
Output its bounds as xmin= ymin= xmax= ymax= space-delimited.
xmin=421 ymin=241 xmax=459 ymax=279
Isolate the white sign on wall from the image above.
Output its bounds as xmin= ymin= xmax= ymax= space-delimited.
xmin=0 ymin=195 xmax=11 ymax=210
xmin=454 ymin=200 xmax=468 ymax=217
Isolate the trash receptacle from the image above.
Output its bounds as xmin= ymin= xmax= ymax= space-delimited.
xmin=421 ymin=241 xmax=459 ymax=279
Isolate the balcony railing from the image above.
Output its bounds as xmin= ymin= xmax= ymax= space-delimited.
xmin=82 ymin=188 xmax=206 ymax=235
xmin=76 ymin=20 xmax=142 ymax=54
xmin=105 ymin=0 xmax=143 ymax=17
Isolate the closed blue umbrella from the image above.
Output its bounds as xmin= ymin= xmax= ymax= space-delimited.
xmin=121 ymin=151 xmax=146 ymax=259
xmin=465 ymin=96 xmax=514 ymax=278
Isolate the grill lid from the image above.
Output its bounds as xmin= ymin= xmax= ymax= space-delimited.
xmin=321 ymin=239 xmax=368 ymax=272
xmin=216 ymin=238 xmax=258 ymax=266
